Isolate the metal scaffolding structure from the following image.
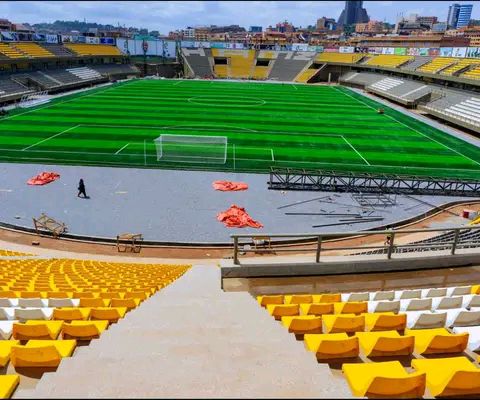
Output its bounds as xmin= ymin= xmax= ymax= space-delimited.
xmin=268 ymin=167 xmax=480 ymax=197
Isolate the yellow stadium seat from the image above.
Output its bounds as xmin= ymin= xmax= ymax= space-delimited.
xmin=0 ymin=340 xmax=19 ymax=367
xmin=315 ymin=53 xmax=364 ymax=64
xmin=73 ymin=291 xmax=97 ymax=298
xmin=266 ymin=304 xmax=299 ymax=320
xmin=312 ymin=294 xmax=341 ymax=303
xmin=124 ymin=290 xmax=149 ymax=301
xmin=342 ymin=361 xmax=426 ymax=398
xmin=412 ymin=357 xmax=480 ymax=397
xmin=364 ymin=55 xmax=413 ymax=68
xmin=0 ymin=291 xmax=17 ymax=298
xmin=12 ymin=321 xmax=63 ymax=340
xmin=52 ymin=307 xmax=91 ymax=321
xmin=356 ymin=330 xmax=415 ymax=357
xmin=472 ymin=285 xmax=480 ymax=295
xmin=281 ymin=315 xmax=322 ymax=335
xmin=322 ymin=314 xmax=365 ymax=333
xmin=90 ymin=307 xmax=127 ymax=323
xmin=364 ymin=312 xmax=407 ymax=331
xmin=64 ymin=43 xmax=122 ymax=56
xmin=257 ymin=295 xmax=284 ymax=307
xmin=284 ymin=294 xmax=313 ymax=304
xmin=80 ymin=298 xmax=110 ymax=307
xmin=405 ymin=328 xmax=468 ymax=355
xmin=62 ymin=321 xmax=108 ymax=340
xmin=0 ymin=375 xmax=20 ymax=399
xmin=47 ymin=291 xmax=71 ymax=298
xmin=10 ymin=340 xmax=76 ymax=367
xmin=304 ymin=333 xmax=359 ymax=360
xmin=299 ymin=303 xmax=334 ymax=316
xmin=334 ymin=301 xmax=368 ymax=314
xmin=20 ymin=291 xmax=43 ymax=298
xmin=99 ymin=291 xmax=124 ymax=300
xmin=111 ymin=298 xmax=140 ymax=311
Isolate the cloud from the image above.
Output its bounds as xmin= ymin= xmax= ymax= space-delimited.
xmin=0 ymin=1 xmax=477 ymax=33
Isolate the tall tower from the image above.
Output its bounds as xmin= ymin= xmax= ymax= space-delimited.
xmin=447 ymin=3 xmax=473 ymax=29
xmin=338 ymin=1 xmax=370 ymax=27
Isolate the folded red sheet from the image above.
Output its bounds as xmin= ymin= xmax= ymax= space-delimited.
xmin=27 ymin=172 xmax=60 ymax=186
xmin=212 ymin=180 xmax=248 ymax=191
xmin=217 ymin=205 xmax=263 ymax=228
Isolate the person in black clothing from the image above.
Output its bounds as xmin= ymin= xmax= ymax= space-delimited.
xmin=77 ymin=179 xmax=87 ymax=198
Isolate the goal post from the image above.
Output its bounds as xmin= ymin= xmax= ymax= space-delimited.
xmin=154 ymin=134 xmax=228 ymax=164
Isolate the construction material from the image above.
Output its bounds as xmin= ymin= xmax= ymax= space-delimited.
xmin=285 ymin=213 xmax=361 ymax=216
xmin=277 ymin=196 xmax=330 ymax=210
xmin=32 ymin=213 xmax=67 ymax=238
xmin=27 ymin=172 xmax=60 ymax=186
xmin=312 ymin=218 xmax=384 ymax=228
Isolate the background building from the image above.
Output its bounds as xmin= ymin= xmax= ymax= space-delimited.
xmin=447 ymin=3 xmax=473 ymax=29
xmin=337 ymin=0 xmax=370 ymax=27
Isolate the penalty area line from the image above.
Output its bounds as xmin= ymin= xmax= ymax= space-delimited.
xmin=22 ymin=124 xmax=80 ymax=151
xmin=271 ymin=149 xmax=275 ymax=161
xmin=115 ymin=143 xmax=130 ymax=155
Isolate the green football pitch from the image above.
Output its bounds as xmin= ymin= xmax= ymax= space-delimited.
xmin=2 ymin=78 xmax=480 ymax=180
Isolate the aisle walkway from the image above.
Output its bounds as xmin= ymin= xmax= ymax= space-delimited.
xmin=17 ymin=265 xmax=349 ymax=398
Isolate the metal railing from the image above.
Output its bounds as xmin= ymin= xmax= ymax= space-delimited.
xmin=231 ymin=225 xmax=480 ymax=264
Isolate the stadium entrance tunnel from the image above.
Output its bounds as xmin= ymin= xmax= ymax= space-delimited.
xmin=187 ymin=95 xmax=266 ymax=107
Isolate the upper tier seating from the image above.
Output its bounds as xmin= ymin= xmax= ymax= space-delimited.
xmin=268 ymin=51 xmax=314 ymax=82
xmin=65 ymin=67 xmax=103 ymax=81
xmin=315 ymin=53 xmax=364 ymax=64
xmin=211 ymin=49 xmax=255 ymax=79
xmin=12 ymin=43 xmax=54 ymax=58
xmin=417 ymin=57 xmax=457 ymax=73
xmin=65 ymin=43 xmax=122 ymax=56
xmin=364 ymin=55 xmax=413 ymax=68
xmin=440 ymin=58 xmax=480 ymax=76
xmin=400 ymin=56 xmax=433 ymax=71
xmin=462 ymin=65 xmax=480 ymax=80
xmin=0 ymin=43 xmax=24 ymax=58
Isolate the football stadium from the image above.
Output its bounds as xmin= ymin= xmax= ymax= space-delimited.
xmin=1 ymin=0 xmax=480 ymax=398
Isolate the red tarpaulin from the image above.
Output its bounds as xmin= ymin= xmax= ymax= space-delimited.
xmin=217 ymin=204 xmax=263 ymax=228
xmin=212 ymin=180 xmax=248 ymax=191
xmin=27 ymin=172 xmax=60 ymax=186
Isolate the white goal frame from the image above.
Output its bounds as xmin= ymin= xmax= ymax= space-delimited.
xmin=154 ymin=134 xmax=228 ymax=164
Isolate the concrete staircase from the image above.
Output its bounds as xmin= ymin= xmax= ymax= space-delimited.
xmin=16 ymin=265 xmax=349 ymax=398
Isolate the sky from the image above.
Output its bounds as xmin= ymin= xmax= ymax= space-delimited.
xmin=0 ymin=1 xmax=478 ymax=33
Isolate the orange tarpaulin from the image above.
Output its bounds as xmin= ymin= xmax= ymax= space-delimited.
xmin=27 ymin=172 xmax=60 ymax=186
xmin=212 ymin=180 xmax=249 ymax=191
xmin=217 ymin=205 xmax=263 ymax=228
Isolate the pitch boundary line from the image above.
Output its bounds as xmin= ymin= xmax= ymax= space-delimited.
xmin=341 ymin=136 xmax=370 ymax=166
xmin=335 ymin=86 xmax=480 ymax=167
xmin=22 ymin=125 xmax=80 ymax=151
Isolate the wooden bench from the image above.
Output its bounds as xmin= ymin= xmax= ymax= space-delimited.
xmin=32 ymin=213 xmax=67 ymax=238
xmin=116 ymin=233 xmax=143 ymax=253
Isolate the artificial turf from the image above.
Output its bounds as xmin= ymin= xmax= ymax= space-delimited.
xmin=1 ymin=78 xmax=480 ymax=180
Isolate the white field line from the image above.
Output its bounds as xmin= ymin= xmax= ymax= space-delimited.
xmin=233 ymin=143 xmax=236 ymax=170
xmin=0 ymin=81 xmax=133 ymax=122
xmin=342 ymin=136 xmax=370 ymax=166
xmin=173 ymin=81 xmax=183 ymax=86
xmin=271 ymin=148 xmax=275 ymax=161
xmin=22 ymin=125 xmax=80 ymax=151
xmin=335 ymin=86 xmax=480 ymax=167
xmin=115 ymin=143 xmax=130 ymax=155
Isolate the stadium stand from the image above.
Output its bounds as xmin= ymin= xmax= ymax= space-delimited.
xmin=268 ymin=51 xmax=314 ymax=81
xmin=211 ymin=49 xmax=255 ymax=79
xmin=0 ymin=77 xmax=32 ymax=99
xmin=257 ymin=50 xmax=277 ymax=60
xmin=421 ymin=91 xmax=480 ymax=130
xmin=0 ymin=258 xmax=189 ymax=398
xmin=251 ymin=65 xmax=270 ymax=80
xmin=462 ymin=64 xmax=480 ymax=80
xmin=440 ymin=58 xmax=480 ymax=76
xmin=39 ymin=43 xmax=76 ymax=57
xmin=90 ymin=63 xmax=140 ymax=77
xmin=11 ymin=42 xmax=54 ymax=58
xmin=0 ymin=43 xmax=24 ymax=58
xmin=64 ymin=43 xmax=123 ymax=56
xmin=294 ymin=64 xmax=323 ymax=83
xmin=315 ymin=53 xmax=364 ymax=64
xmin=363 ymin=55 xmax=414 ymax=68
xmin=417 ymin=57 xmax=458 ymax=74
xmin=257 ymin=283 xmax=480 ymax=398
xmin=181 ymin=48 xmax=213 ymax=78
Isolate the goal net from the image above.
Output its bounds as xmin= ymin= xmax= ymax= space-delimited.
xmin=154 ymin=134 xmax=228 ymax=164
